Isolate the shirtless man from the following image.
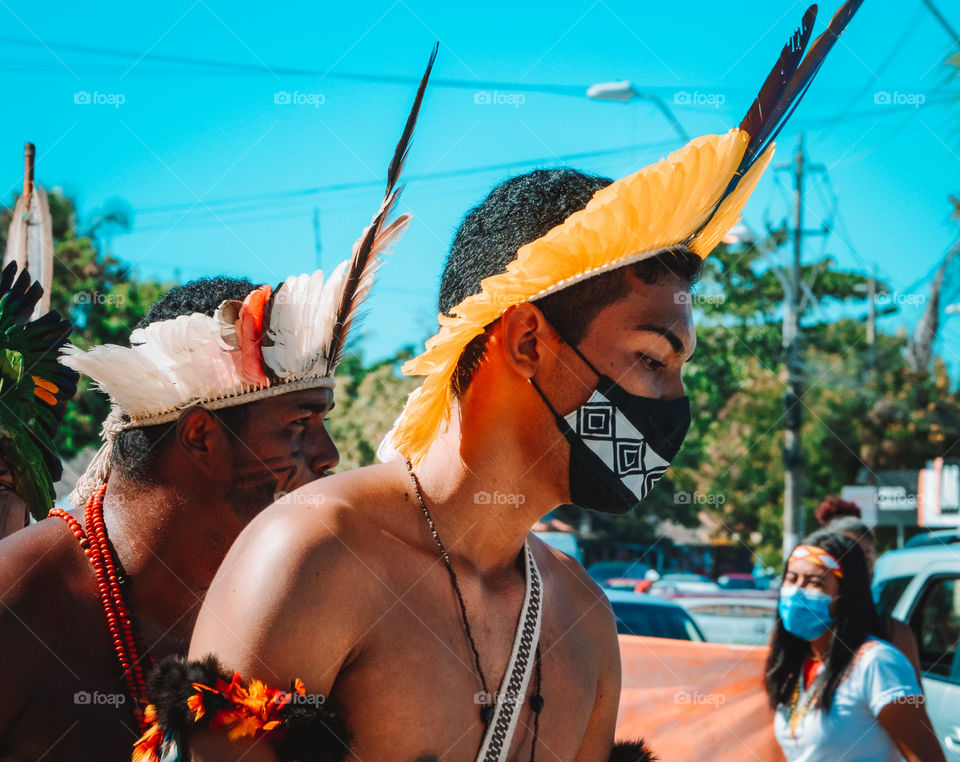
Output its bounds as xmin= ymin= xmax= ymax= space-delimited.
xmin=0 ymin=53 xmax=430 ymax=759
xmin=143 ymin=8 xmax=862 ymax=758
xmin=174 ymin=166 xmax=703 ymax=761
xmin=0 ymin=274 xmax=345 ymax=760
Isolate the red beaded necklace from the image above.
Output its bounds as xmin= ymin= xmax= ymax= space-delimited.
xmin=49 ymin=484 xmax=153 ymax=732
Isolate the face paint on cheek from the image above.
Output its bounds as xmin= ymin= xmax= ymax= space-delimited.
xmin=224 ymin=452 xmax=304 ymax=518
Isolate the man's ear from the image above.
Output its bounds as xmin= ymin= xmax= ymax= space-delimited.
xmin=498 ymin=303 xmax=558 ymax=380
xmin=174 ymin=407 xmax=228 ymax=473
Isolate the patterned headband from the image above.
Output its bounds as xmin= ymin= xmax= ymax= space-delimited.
xmin=789 ymin=545 xmax=844 ymax=580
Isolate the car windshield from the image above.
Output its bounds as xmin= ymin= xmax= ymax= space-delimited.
xmin=588 ymin=561 xmax=649 ymax=582
xmin=718 ymin=577 xmax=756 ymax=590
xmin=611 ymin=601 xmax=705 ymax=641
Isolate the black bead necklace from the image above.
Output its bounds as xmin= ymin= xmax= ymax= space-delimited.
xmin=404 ymin=459 xmax=544 ymax=760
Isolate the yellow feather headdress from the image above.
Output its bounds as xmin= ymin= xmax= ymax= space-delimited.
xmin=382 ymin=2 xmax=862 ymax=466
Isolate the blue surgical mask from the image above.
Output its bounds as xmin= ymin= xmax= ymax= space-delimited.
xmin=778 ymin=585 xmax=836 ymax=641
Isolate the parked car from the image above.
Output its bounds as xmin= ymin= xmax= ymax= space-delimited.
xmin=872 ymin=545 xmax=947 ymax=617
xmin=534 ymin=531 xmax=583 ymax=563
xmin=587 ymin=560 xmax=651 ymax=587
xmin=648 ymin=574 xmax=722 ymax=597
xmin=673 ymin=595 xmax=777 ymax=646
xmin=605 ymin=589 xmax=706 ymax=642
xmin=717 ymin=573 xmax=758 ymax=591
xmin=904 ymin=529 xmax=960 ymax=549
xmin=884 ymin=545 xmax=960 ymax=759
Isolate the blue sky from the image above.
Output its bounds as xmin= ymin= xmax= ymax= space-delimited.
xmin=2 ymin=0 xmax=959 ymax=367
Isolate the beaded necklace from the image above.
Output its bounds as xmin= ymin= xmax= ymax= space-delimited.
xmin=49 ymin=484 xmax=153 ymax=732
xmin=404 ymin=460 xmax=543 ymax=761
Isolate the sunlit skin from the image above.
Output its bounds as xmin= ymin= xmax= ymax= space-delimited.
xmin=781 ymin=552 xmax=945 ymax=762
xmin=0 ymin=388 xmax=338 ymax=762
xmin=0 ymin=456 xmax=28 ymax=540
xmin=188 ymin=270 xmax=698 ymax=762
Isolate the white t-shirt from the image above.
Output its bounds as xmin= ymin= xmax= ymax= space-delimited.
xmin=774 ymin=637 xmax=922 ymax=762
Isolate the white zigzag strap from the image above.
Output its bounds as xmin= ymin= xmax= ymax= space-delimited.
xmin=475 ymin=541 xmax=543 ymax=762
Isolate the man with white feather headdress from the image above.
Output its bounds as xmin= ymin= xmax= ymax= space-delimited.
xmin=0 ymin=52 xmax=433 ymax=761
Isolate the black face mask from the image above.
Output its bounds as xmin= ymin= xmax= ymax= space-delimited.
xmin=530 ymin=335 xmax=691 ymax=515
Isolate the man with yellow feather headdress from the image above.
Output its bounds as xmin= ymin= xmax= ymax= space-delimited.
xmin=143 ymin=4 xmax=863 ymax=761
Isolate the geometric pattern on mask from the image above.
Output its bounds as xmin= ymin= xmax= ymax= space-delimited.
xmin=570 ymin=395 xmax=670 ymax=500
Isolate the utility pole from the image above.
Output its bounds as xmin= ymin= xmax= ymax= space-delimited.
xmin=867 ymin=264 xmax=877 ymax=373
xmin=778 ymin=134 xmax=828 ymax=559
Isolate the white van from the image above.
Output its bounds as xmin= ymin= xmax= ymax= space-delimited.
xmin=878 ymin=546 xmax=960 ymax=759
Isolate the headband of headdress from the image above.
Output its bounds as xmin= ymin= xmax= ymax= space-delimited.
xmin=63 ymin=44 xmax=438 ymax=507
xmin=789 ymin=544 xmax=844 ymax=579
xmin=380 ymin=3 xmax=863 ymax=466
xmin=0 ymin=262 xmax=77 ymax=519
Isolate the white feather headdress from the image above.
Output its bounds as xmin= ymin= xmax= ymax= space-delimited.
xmin=63 ymin=44 xmax=437 ymax=506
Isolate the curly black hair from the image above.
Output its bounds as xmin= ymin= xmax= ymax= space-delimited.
xmin=111 ymin=277 xmax=257 ymax=482
xmin=438 ymin=168 xmax=703 ymax=394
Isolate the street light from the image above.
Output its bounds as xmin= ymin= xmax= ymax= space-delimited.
xmin=586 ymin=80 xmax=691 ymax=143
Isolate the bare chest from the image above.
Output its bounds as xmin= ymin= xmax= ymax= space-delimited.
xmin=330 ymin=574 xmax=599 ymax=761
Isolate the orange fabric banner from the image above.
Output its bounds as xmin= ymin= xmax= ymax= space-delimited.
xmin=616 ymin=635 xmax=783 ymax=761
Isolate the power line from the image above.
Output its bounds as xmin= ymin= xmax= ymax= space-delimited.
xmin=920 ymin=0 xmax=960 ymax=48
xmin=131 ymin=138 xmax=678 ymax=217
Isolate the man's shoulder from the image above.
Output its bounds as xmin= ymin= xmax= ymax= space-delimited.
xmin=0 ymin=516 xmax=87 ymax=669
xmin=0 ymin=516 xmax=79 ymax=601
xmin=218 ymin=464 xmax=403 ymax=594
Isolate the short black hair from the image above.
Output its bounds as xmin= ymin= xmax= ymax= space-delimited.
xmin=112 ymin=276 xmax=257 ymax=482
xmin=439 ymin=168 xmax=703 ymax=394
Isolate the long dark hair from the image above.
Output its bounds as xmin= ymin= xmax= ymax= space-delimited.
xmin=764 ymin=529 xmax=888 ymax=712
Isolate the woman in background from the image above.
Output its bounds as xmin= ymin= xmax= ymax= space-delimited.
xmin=818 ymin=497 xmax=922 ymax=679
xmin=765 ymin=529 xmax=943 ymax=761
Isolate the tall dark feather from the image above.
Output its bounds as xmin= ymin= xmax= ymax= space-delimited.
xmin=698 ymin=1 xmax=863 ymax=235
xmin=324 ymin=43 xmax=438 ymax=373
xmin=738 ymin=4 xmax=817 ymax=168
